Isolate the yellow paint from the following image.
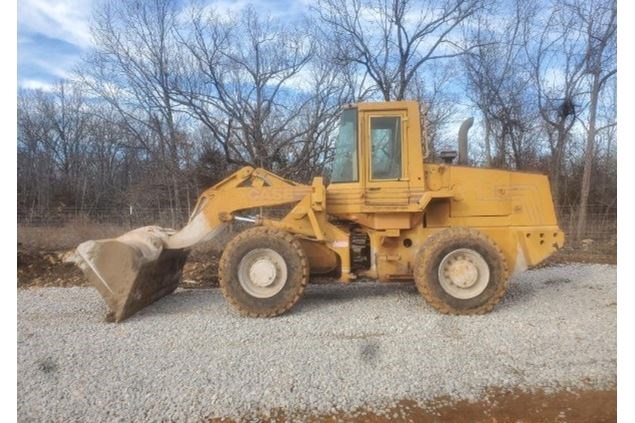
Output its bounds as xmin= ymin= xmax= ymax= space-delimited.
xmin=192 ymin=101 xmax=564 ymax=282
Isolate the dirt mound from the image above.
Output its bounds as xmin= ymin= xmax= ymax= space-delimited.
xmin=17 ymin=247 xmax=220 ymax=289
xmin=18 ymin=249 xmax=86 ymax=288
xmin=181 ymin=250 xmax=219 ymax=288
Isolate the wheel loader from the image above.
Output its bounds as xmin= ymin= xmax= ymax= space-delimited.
xmin=73 ymin=101 xmax=564 ymax=322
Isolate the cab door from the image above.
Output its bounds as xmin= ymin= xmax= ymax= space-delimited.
xmin=362 ymin=110 xmax=410 ymax=207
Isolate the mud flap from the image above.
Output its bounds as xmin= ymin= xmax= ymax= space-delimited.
xmin=73 ymin=227 xmax=189 ymax=322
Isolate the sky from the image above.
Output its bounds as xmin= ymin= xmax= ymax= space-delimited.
xmin=14 ymin=0 xmax=505 ymax=151
xmin=18 ymin=0 xmax=95 ymax=89
xmin=17 ymin=0 xmax=309 ymax=90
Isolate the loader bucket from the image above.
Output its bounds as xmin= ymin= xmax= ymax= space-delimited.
xmin=73 ymin=226 xmax=189 ymax=322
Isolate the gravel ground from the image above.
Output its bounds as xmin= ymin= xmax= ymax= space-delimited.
xmin=17 ymin=264 xmax=616 ymax=422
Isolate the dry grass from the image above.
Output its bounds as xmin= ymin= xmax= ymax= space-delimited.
xmin=18 ymin=223 xmax=127 ymax=251
xmin=17 ymin=219 xmax=230 ymax=254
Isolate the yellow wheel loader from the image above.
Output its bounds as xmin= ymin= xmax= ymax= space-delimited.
xmin=73 ymin=101 xmax=564 ymax=322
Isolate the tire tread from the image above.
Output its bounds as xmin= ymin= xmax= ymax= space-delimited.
xmin=218 ymin=227 xmax=309 ymax=317
xmin=414 ymin=227 xmax=509 ymax=315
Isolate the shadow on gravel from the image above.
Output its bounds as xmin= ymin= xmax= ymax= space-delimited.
xmin=126 ymin=290 xmax=224 ymax=321
xmin=116 ymin=283 xmax=422 ymax=321
xmin=150 ymin=286 xmax=417 ymax=319
xmin=293 ymin=283 xmax=418 ymax=315
xmin=493 ymin=278 xmax=543 ymax=312
xmin=117 ymin=272 xmax=574 ymax=322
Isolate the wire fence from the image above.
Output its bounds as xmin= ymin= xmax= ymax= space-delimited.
xmin=552 ymin=206 xmax=616 ymax=263
xmin=17 ymin=207 xmax=193 ymax=229
xmin=17 ymin=205 xmax=616 ymax=262
xmin=557 ymin=207 xmax=616 ymax=241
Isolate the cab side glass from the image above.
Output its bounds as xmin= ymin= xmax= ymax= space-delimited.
xmin=370 ymin=116 xmax=401 ymax=179
xmin=330 ymin=109 xmax=358 ymax=183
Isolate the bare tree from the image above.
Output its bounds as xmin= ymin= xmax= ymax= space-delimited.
xmin=16 ymin=0 xmax=617 ymax=252
xmin=572 ymin=0 xmax=616 ymax=240
xmin=174 ymin=7 xmax=346 ymax=179
xmin=18 ymin=89 xmax=56 ymax=213
xmin=315 ymin=0 xmax=483 ymax=101
xmin=17 ymin=80 xmax=139 ymax=216
xmin=81 ymin=0 xmax=191 ymax=223
xmin=525 ymin=2 xmax=587 ymax=204
xmin=18 ymin=82 xmax=94 ymax=211
xmin=408 ymin=63 xmax=459 ymax=158
xmin=463 ymin=1 xmax=538 ymax=169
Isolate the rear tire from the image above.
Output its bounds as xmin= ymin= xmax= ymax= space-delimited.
xmin=414 ymin=228 xmax=509 ymax=315
xmin=219 ymin=227 xmax=309 ymax=317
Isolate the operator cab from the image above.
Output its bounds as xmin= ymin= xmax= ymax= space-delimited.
xmin=326 ymin=101 xmax=426 ymax=216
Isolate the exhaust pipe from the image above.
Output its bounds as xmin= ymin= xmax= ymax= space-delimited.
xmin=458 ymin=117 xmax=474 ymax=165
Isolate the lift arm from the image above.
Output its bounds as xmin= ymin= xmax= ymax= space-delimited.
xmin=166 ymin=166 xmax=314 ymax=249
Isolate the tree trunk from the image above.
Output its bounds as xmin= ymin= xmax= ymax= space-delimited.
xmin=549 ymin=126 xmax=566 ymax=207
xmin=484 ymin=118 xmax=492 ymax=166
xmin=575 ymin=75 xmax=600 ymax=241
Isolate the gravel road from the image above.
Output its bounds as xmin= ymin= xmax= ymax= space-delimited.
xmin=17 ymin=264 xmax=616 ymax=422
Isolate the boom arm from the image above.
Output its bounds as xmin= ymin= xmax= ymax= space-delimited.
xmin=166 ymin=166 xmax=313 ymax=249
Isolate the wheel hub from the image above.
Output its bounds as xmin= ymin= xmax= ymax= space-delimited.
xmin=445 ymin=258 xmax=479 ymax=288
xmin=237 ymin=248 xmax=288 ymax=298
xmin=249 ymin=259 xmax=277 ymax=287
xmin=438 ymin=248 xmax=490 ymax=300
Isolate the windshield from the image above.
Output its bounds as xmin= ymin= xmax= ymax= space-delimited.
xmin=330 ymin=108 xmax=358 ymax=183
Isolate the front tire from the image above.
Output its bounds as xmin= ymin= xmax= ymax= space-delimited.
xmin=414 ymin=228 xmax=509 ymax=315
xmin=219 ymin=227 xmax=309 ymax=317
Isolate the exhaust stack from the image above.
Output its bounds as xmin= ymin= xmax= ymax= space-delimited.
xmin=458 ymin=117 xmax=474 ymax=165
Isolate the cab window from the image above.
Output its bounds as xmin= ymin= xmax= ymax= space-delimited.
xmin=330 ymin=109 xmax=358 ymax=183
xmin=370 ymin=116 xmax=401 ymax=179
